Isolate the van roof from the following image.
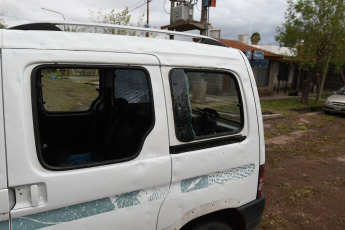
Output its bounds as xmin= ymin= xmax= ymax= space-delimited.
xmin=1 ymin=22 xmax=246 ymax=69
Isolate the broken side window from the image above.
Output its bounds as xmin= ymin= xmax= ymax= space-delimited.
xmin=170 ymin=69 xmax=243 ymax=142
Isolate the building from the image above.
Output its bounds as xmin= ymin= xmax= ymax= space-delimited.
xmin=210 ymin=30 xmax=301 ymax=96
xmin=218 ymin=38 xmax=282 ymax=96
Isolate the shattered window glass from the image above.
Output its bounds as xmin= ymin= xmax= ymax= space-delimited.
xmin=114 ymin=69 xmax=150 ymax=103
xmin=170 ymin=69 xmax=243 ymax=142
xmin=170 ymin=69 xmax=196 ymax=142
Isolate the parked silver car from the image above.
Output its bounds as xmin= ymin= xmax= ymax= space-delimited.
xmin=323 ymin=86 xmax=345 ymax=114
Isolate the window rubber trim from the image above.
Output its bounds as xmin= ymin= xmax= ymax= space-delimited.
xmin=169 ymin=135 xmax=246 ymax=154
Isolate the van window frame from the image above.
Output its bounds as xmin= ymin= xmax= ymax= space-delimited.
xmin=31 ymin=64 xmax=156 ymax=171
xmin=169 ymin=68 xmax=245 ymax=143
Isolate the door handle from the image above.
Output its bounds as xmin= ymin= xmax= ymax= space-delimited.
xmin=30 ymin=185 xmax=39 ymax=207
xmin=12 ymin=183 xmax=46 ymax=210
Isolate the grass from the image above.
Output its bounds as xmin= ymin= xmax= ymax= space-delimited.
xmin=260 ymin=97 xmax=325 ymax=115
xmin=210 ymin=104 xmax=240 ymax=115
xmin=42 ymin=75 xmax=99 ymax=111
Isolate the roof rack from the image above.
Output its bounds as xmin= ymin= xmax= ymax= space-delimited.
xmin=8 ymin=21 xmax=227 ymax=47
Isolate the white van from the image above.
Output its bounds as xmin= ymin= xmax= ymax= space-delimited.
xmin=0 ymin=22 xmax=265 ymax=230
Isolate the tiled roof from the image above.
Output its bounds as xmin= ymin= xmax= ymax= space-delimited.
xmin=218 ymin=39 xmax=280 ymax=59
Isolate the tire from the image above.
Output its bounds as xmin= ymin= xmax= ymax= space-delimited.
xmin=185 ymin=219 xmax=232 ymax=230
xmin=323 ymin=109 xmax=331 ymax=115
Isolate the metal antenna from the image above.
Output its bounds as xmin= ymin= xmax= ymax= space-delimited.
xmin=41 ymin=8 xmax=65 ymax=21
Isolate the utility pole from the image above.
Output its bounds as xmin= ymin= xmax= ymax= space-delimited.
xmin=169 ymin=1 xmax=175 ymax=39
xmin=200 ymin=3 xmax=208 ymax=36
xmin=170 ymin=1 xmax=174 ymax=24
xmin=146 ymin=0 xmax=149 ymax=37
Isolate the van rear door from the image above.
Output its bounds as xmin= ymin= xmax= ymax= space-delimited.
xmin=0 ymin=47 xmax=11 ymax=230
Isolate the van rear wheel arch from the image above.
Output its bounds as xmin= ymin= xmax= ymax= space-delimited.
xmin=183 ymin=219 xmax=232 ymax=230
xmin=180 ymin=209 xmax=235 ymax=230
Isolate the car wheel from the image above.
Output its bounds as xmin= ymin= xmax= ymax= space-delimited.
xmin=185 ymin=219 xmax=232 ymax=230
xmin=323 ymin=110 xmax=331 ymax=115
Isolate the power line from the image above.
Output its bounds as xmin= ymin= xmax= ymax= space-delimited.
xmin=129 ymin=0 xmax=145 ymax=9
xmin=0 ymin=0 xmax=21 ymax=23
xmin=129 ymin=0 xmax=152 ymax=12
xmin=163 ymin=0 xmax=170 ymax=14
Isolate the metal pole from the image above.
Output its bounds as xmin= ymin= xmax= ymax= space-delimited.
xmin=200 ymin=4 xmax=207 ymax=36
xmin=169 ymin=0 xmax=175 ymax=40
xmin=207 ymin=5 xmax=210 ymax=36
xmin=146 ymin=0 xmax=149 ymax=37
xmin=41 ymin=8 xmax=65 ymax=21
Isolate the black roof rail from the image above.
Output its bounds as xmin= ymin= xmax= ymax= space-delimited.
xmin=199 ymin=38 xmax=227 ymax=47
xmin=8 ymin=23 xmax=61 ymax=31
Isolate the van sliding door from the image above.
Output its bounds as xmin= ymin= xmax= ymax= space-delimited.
xmin=3 ymin=50 xmax=171 ymax=230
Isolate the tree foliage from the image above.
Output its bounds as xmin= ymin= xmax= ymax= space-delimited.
xmin=250 ymin=32 xmax=261 ymax=45
xmin=89 ymin=7 xmax=147 ymax=36
xmin=276 ymin=0 xmax=345 ymax=104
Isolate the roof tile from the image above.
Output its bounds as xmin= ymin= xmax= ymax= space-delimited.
xmin=218 ymin=39 xmax=280 ymax=58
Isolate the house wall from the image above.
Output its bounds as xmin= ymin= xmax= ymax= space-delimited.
xmin=256 ymin=60 xmax=279 ymax=96
xmin=272 ymin=63 xmax=296 ymax=91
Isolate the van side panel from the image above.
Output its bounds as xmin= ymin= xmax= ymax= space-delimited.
xmin=239 ymin=51 xmax=266 ymax=166
xmin=0 ymin=44 xmax=11 ymax=229
xmin=0 ymin=35 xmax=8 ymax=190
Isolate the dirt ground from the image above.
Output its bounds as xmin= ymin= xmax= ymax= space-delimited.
xmin=257 ymin=111 xmax=345 ymax=230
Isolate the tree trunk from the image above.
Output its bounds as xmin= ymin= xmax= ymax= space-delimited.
xmin=301 ymin=75 xmax=312 ymax=104
xmin=301 ymin=68 xmax=318 ymax=105
xmin=297 ymin=68 xmax=301 ymax=93
xmin=338 ymin=68 xmax=345 ymax=84
xmin=316 ymin=53 xmax=331 ymax=103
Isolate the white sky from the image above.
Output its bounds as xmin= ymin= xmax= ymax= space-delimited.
xmin=0 ymin=0 xmax=289 ymax=44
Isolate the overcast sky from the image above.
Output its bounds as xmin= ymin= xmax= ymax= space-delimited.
xmin=0 ymin=0 xmax=289 ymax=44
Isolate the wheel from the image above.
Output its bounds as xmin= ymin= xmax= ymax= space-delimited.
xmin=185 ymin=219 xmax=232 ymax=230
xmin=323 ymin=109 xmax=331 ymax=115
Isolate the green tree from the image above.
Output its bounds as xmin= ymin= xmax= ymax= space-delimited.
xmin=89 ymin=7 xmax=148 ymax=36
xmin=276 ymin=0 xmax=345 ymax=104
xmin=250 ymin=32 xmax=261 ymax=45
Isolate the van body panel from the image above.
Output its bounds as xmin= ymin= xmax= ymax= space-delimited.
xmin=0 ymin=26 xmax=265 ymax=229
xmin=2 ymin=49 xmax=171 ymax=229
xmin=2 ymin=30 xmax=245 ymax=70
xmin=0 ymin=48 xmax=7 ymax=190
xmin=239 ymin=51 xmax=266 ymax=165
xmin=0 ymin=220 xmax=10 ymax=230
xmin=0 ymin=46 xmax=10 ymax=228
xmin=158 ymin=54 xmax=261 ymax=229
xmin=0 ymin=30 xmax=3 ymax=48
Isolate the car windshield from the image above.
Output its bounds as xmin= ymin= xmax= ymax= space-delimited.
xmin=336 ymin=86 xmax=345 ymax=95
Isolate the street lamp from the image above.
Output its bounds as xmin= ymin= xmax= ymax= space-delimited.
xmin=41 ymin=7 xmax=65 ymax=21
